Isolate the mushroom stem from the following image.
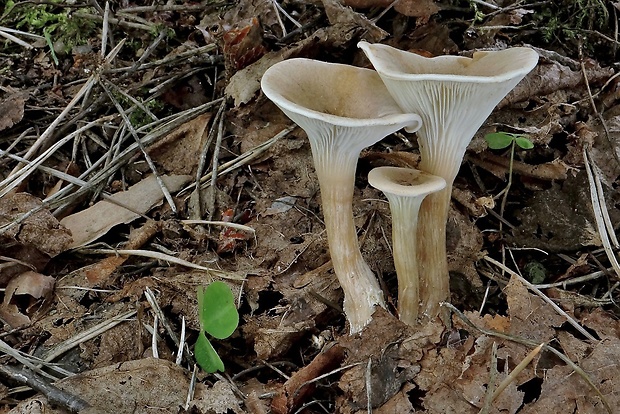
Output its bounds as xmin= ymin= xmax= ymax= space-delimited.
xmin=318 ymin=157 xmax=384 ymax=332
xmin=368 ymin=167 xmax=445 ymax=325
xmin=388 ymin=195 xmax=424 ymax=324
xmin=416 ymin=185 xmax=451 ymax=320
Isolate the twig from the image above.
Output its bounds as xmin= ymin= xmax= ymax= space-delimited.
xmin=151 ymin=314 xmax=159 ymax=358
xmin=365 ymin=358 xmax=373 ymax=414
xmin=181 ymin=220 xmax=255 ymax=234
xmin=491 ymin=342 xmax=544 ymax=402
xmin=144 ymin=287 xmax=193 ymax=364
xmin=0 ymin=365 xmax=91 ymax=413
xmin=181 ymin=125 xmax=296 ymax=196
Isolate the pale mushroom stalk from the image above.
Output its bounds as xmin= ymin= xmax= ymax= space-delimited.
xmin=359 ymin=42 xmax=538 ymax=321
xmin=261 ymin=58 xmax=421 ymax=333
xmin=368 ymin=167 xmax=445 ymax=325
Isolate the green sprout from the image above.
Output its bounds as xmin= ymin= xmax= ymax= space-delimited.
xmin=485 ymin=132 xmax=534 ymax=233
xmin=195 ymin=281 xmax=239 ymax=373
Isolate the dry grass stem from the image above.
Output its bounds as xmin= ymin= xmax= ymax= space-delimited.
xmin=584 ymin=148 xmax=620 ymax=278
xmin=491 ymin=342 xmax=544 ymax=402
xmin=82 ymin=248 xmax=244 ymax=280
xmin=42 ymin=310 xmax=137 ymax=363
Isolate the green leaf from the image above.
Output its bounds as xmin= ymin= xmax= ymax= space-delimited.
xmin=484 ymin=132 xmax=514 ymax=150
xmin=197 ymin=281 xmax=239 ymax=340
xmin=515 ymin=136 xmax=534 ymax=150
xmin=195 ymin=331 xmax=225 ymax=373
xmin=524 ymin=261 xmax=547 ymax=284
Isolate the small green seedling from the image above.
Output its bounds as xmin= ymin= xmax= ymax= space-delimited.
xmin=484 ymin=132 xmax=534 ymax=233
xmin=195 ymin=281 xmax=239 ymax=373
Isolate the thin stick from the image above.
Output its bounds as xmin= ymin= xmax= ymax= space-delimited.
xmin=365 ymin=358 xmax=373 ymax=413
xmin=176 ymin=316 xmax=186 ymax=365
xmin=100 ymin=79 xmax=177 ymax=214
xmin=0 ymin=365 xmax=91 ymax=413
xmin=151 ymin=314 xmax=159 ymax=358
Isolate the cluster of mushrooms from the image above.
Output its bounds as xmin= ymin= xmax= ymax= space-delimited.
xmin=261 ymin=42 xmax=539 ymax=334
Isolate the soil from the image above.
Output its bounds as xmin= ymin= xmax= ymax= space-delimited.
xmin=1 ymin=1 xmax=620 ymax=413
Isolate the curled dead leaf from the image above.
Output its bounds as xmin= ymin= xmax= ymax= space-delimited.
xmin=0 ymin=271 xmax=55 ymax=327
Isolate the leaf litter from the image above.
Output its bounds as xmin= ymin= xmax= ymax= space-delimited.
xmin=1 ymin=0 xmax=620 ymax=413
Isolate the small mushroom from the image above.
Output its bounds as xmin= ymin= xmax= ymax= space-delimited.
xmin=359 ymin=42 xmax=538 ymax=321
xmin=368 ymin=166 xmax=446 ymax=325
xmin=261 ymin=58 xmax=422 ymax=333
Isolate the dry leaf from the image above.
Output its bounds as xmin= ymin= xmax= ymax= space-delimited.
xmin=147 ymin=113 xmax=211 ymax=176
xmin=0 ymin=92 xmax=27 ymax=131
xmin=0 ymin=193 xmax=73 ymax=257
xmin=60 ymin=174 xmax=191 ymax=248
xmin=0 ymin=271 xmax=55 ymax=327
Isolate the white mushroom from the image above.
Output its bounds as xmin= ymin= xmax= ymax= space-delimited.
xmin=359 ymin=42 xmax=538 ymax=321
xmin=368 ymin=167 xmax=445 ymax=325
xmin=261 ymin=58 xmax=422 ymax=333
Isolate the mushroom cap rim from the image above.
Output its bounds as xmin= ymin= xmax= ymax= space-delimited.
xmin=368 ymin=166 xmax=447 ymax=198
xmin=261 ymin=58 xmax=423 ymax=130
xmin=358 ymin=41 xmax=539 ymax=84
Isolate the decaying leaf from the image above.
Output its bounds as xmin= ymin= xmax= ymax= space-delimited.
xmin=0 ymin=193 xmax=73 ymax=257
xmin=60 ymin=174 xmax=191 ymax=248
xmin=0 ymin=91 xmax=27 ymax=132
xmin=11 ymin=358 xmax=243 ymax=414
xmin=147 ymin=113 xmax=211 ymax=176
xmin=0 ymin=271 xmax=55 ymax=327
xmin=322 ymin=0 xmax=388 ymax=41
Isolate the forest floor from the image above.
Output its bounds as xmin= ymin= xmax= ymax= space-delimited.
xmin=1 ymin=1 xmax=620 ymax=413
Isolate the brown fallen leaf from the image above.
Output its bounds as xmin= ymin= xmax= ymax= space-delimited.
xmin=0 ymin=271 xmax=55 ymax=327
xmin=11 ymin=358 xmax=243 ymax=414
xmin=0 ymin=193 xmax=72 ymax=285
xmin=60 ymin=174 xmax=191 ymax=248
xmin=501 ymin=59 xmax=613 ymax=108
xmin=147 ymin=113 xmax=211 ymax=176
xmin=226 ymin=23 xmax=372 ymax=106
xmin=0 ymin=91 xmax=27 ymax=132
xmin=323 ymin=0 xmax=388 ymax=41
xmin=0 ymin=193 xmax=73 ymax=257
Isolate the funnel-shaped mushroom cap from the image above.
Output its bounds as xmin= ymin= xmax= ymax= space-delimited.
xmin=261 ymin=58 xmax=422 ymax=333
xmin=261 ymin=58 xmax=422 ymax=144
xmin=368 ymin=167 xmax=446 ymax=198
xmin=358 ymin=42 xmax=538 ymax=179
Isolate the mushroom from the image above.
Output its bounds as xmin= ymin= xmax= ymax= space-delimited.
xmin=261 ymin=58 xmax=422 ymax=333
xmin=368 ymin=166 xmax=446 ymax=325
xmin=359 ymin=42 xmax=538 ymax=321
